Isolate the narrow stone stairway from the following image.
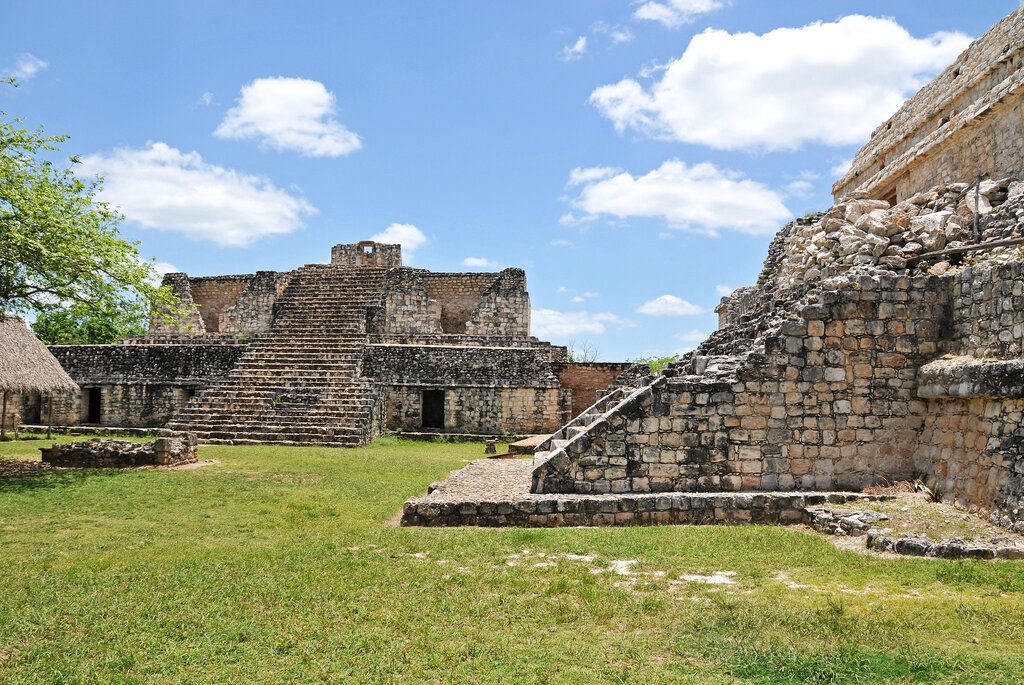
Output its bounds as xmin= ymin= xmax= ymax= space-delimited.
xmin=167 ymin=265 xmax=387 ymax=446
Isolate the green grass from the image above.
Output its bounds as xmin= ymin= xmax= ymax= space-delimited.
xmin=1 ymin=436 xmax=1023 ymax=684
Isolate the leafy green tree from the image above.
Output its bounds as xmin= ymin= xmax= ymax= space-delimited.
xmin=0 ymin=78 xmax=180 ymax=322
xmin=629 ymin=354 xmax=680 ymax=374
xmin=31 ymin=301 xmax=148 ymax=344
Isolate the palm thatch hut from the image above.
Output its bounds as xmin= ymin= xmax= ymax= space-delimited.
xmin=0 ymin=316 xmax=79 ymax=438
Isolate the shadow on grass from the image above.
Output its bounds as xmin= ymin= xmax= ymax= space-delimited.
xmin=0 ymin=459 xmax=129 ymax=492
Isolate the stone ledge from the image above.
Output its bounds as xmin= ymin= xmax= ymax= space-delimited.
xmin=917 ymin=356 xmax=1024 ymax=398
xmin=401 ymin=458 xmax=891 ymax=528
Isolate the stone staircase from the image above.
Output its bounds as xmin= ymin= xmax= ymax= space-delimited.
xmin=532 ymin=386 xmax=630 ymax=466
xmin=167 ymin=265 xmax=387 ymax=446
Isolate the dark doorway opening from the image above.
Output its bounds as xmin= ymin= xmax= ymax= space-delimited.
xmin=421 ymin=389 xmax=445 ymax=430
xmin=87 ymin=388 xmax=101 ymax=424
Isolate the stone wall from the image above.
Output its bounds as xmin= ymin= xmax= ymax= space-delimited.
xmin=40 ymin=434 xmax=198 ymax=468
xmin=331 ymin=241 xmax=402 ymax=268
xmin=556 ymin=362 xmax=635 ymax=417
xmin=363 ymin=344 xmax=561 ymax=386
xmin=950 ymin=261 xmax=1024 ymax=358
xmin=219 ymin=271 xmax=291 ymax=334
xmin=534 ymin=272 xmax=948 ymax=495
xmin=834 ymin=8 xmax=1024 ymax=201
xmin=463 ymin=269 xmax=531 ymax=336
xmin=378 ymin=269 xmax=442 ymax=334
xmin=150 ymin=273 xmax=206 ymax=336
xmin=49 ymin=344 xmax=245 ymax=427
xmin=421 ymin=273 xmax=496 ymax=334
xmin=383 ymin=385 xmax=565 ymax=435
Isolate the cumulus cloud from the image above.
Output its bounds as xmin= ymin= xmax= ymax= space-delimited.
xmin=78 ymin=142 xmax=315 ymax=246
xmin=370 ymin=223 xmax=427 ymax=257
xmin=715 ymin=284 xmax=735 ymax=297
xmin=215 ymin=77 xmax=362 ymax=157
xmin=591 ymin=16 xmax=970 ymax=150
xmin=676 ymin=328 xmax=709 ymax=352
xmin=4 ymin=53 xmax=48 ymax=80
xmin=461 ymin=257 xmax=500 ymax=269
xmin=831 ymin=158 xmax=854 ymax=177
xmin=560 ymin=36 xmax=588 ymax=61
xmin=566 ymin=160 xmax=791 ymax=236
xmin=531 ymin=309 xmax=634 ymax=338
xmin=634 ymin=0 xmax=726 ymax=28
xmin=637 ymin=295 xmax=707 ymax=316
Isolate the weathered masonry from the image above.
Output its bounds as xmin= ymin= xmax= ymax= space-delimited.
xmin=834 ymin=7 xmax=1024 ymax=203
xmin=525 ymin=6 xmax=1024 ymax=533
xmin=49 ymin=241 xmax=628 ymax=445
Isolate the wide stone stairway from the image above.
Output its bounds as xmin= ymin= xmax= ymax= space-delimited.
xmin=167 ymin=265 xmax=387 ymax=446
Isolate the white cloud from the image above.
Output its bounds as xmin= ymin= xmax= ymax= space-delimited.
xmin=715 ymin=284 xmax=735 ymax=297
xmin=568 ymin=166 xmax=617 ymax=187
xmin=196 ymin=92 xmax=214 ymax=107
xmin=550 ymin=239 xmax=574 ymax=248
xmin=153 ymin=261 xmax=180 ymax=276
xmin=461 ymin=256 xmax=500 ymax=269
xmin=634 ymin=0 xmax=726 ymax=27
xmin=591 ymin=16 xmax=970 ymax=150
xmin=675 ymin=328 xmax=709 ymax=353
xmin=783 ymin=179 xmax=814 ymax=198
xmin=370 ymin=223 xmax=427 ymax=257
xmin=637 ymin=295 xmax=707 ymax=316
xmin=214 ymin=77 xmax=361 ymax=157
xmin=560 ymin=36 xmax=588 ymax=61
xmin=566 ymin=160 xmax=791 ymax=236
xmin=532 ymin=308 xmax=635 ymax=338
xmin=4 ymin=53 xmax=48 ymax=80
xmin=831 ymin=158 xmax=854 ymax=177
xmin=592 ymin=22 xmax=635 ymax=45
xmin=78 ymin=142 xmax=315 ymax=247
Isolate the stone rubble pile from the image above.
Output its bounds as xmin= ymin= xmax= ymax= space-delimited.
xmin=866 ymin=530 xmax=1024 ymax=560
xmin=806 ymin=508 xmax=889 ymax=536
xmin=777 ymin=179 xmax=1021 ymax=287
xmin=40 ymin=433 xmax=198 ymax=468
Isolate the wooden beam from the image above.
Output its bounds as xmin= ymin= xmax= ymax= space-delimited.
xmin=908 ymin=236 xmax=1024 ymax=264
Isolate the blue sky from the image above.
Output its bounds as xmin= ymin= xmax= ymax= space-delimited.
xmin=3 ymin=1 xmax=1018 ymax=359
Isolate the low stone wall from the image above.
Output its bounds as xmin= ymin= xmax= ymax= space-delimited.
xmin=556 ymin=362 xmax=635 ymax=418
xmin=40 ymin=434 xmax=198 ymax=468
xmin=363 ymin=344 xmax=561 ymax=386
xmin=383 ymin=385 xmax=565 ymax=435
xmin=402 ymin=491 xmax=871 ymax=527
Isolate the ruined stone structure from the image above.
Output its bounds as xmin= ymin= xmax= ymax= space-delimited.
xmin=834 ymin=7 xmax=1024 ymax=203
xmin=49 ymin=242 xmax=628 ymax=445
xmin=518 ymin=8 xmax=1024 ymax=533
xmin=40 ymin=434 xmax=198 ymax=468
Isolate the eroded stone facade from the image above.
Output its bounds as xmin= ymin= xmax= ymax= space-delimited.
xmin=50 ymin=242 xmax=618 ymax=442
xmin=834 ymin=8 xmax=1024 ymax=202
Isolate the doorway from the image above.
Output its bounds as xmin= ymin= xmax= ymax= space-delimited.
xmin=421 ymin=389 xmax=445 ymax=430
xmin=86 ymin=387 xmax=102 ymax=424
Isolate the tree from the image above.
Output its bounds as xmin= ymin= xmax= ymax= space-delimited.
xmin=0 ymin=78 xmax=180 ymax=322
xmin=31 ymin=301 xmax=148 ymax=344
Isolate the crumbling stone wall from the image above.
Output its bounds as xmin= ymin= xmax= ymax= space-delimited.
xmin=378 ymin=269 xmax=442 ymax=334
xmin=834 ymin=8 xmax=1024 ymax=201
xmin=150 ymin=273 xmax=206 ymax=336
xmin=556 ymin=362 xmax=635 ymax=418
xmin=331 ymin=241 xmax=402 ymax=267
xmin=364 ymin=343 xmax=566 ymax=434
xmin=219 ymin=271 xmax=291 ymax=334
xmin=534 ymin=272 xmax=947 ymax=495
xmin=385 ymin=386 xmax=564 ymax=435
xmin=421 ymin=273 xmax=496 ymax=334
xmin=49 ymin=344 xmax=245 ymax=427
xmin=463 ymin=269 xmax=531 ymax=336
xmin=40 ymin=434 xmax=198 ymax=467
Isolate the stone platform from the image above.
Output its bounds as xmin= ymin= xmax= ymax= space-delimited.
xmin=400 ymin=458 xmax=890 ymax=527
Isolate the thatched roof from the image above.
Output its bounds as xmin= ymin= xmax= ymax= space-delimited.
xmin=0 ymin=316 xmax=79 ymax=394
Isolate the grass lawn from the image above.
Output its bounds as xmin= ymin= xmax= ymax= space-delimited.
xmin=1 ymin=435 xmax=1023 ymax=684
